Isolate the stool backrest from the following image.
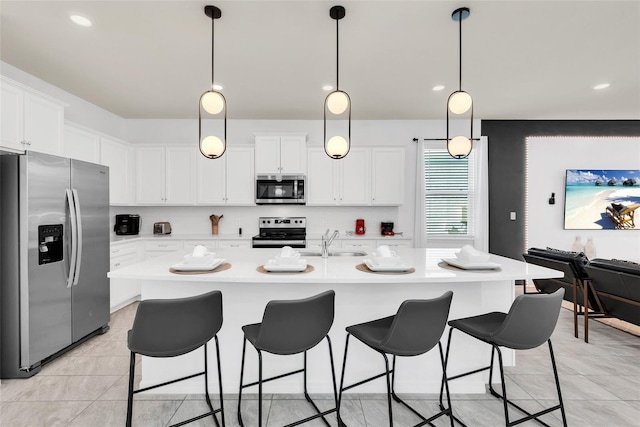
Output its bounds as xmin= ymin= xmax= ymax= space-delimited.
xmin=255 ymin=290 xmax=335 ymax=355
xmin=128 ymin=290 xmax=223 ymax=357
xmin=380 ymin=291 xmax=453 ymax=356
xmin=491 ymin=288 xmax=564 ymax=350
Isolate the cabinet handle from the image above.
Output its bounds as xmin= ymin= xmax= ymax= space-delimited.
xmin=112 ymin=249 xmax=120 ymax=253
xmin=114 ymin=262 xmax=121 ymax=267
xmin=159 ymin=244 xmax=167 ymax=247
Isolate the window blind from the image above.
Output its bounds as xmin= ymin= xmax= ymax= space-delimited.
xmin=423 ymin=148 xmax=475 ymax=237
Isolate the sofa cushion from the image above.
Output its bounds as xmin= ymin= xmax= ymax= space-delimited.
xmin=588 ymin=258 xmax=640 ymax=277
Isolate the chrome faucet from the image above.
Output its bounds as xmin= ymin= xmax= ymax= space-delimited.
xmin=322 ymin=229 xmax=340 ymax=258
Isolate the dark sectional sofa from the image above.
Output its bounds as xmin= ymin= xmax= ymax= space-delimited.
xmin=585 ymin=259 xmax=640 ymax=327
xmin=523 ymin=247 xmax=640 ymax=343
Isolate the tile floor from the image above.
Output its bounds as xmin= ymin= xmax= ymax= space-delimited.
xmin=1 ymin=287 xmax=639 ymax=427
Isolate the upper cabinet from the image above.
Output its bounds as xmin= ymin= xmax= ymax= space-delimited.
xmin=196 ymin=146 xmax=255 ymax=205
xmin=371 ymin=148 xmax=404 ymax=205
xmin=255 ymin=134 xmax=306 ymax=174
xmin=64 ymin=122 xmax=100 ymax=163
xmin=1 ymin=77 xmax=64 ymax=155
xmin=307 ymin=148 xmax=370 ymax=205
xmin=307 ymin=146 xmax=404 ymax=206
xmin=100 ymin=136 xmax=134 ymax=205
xmin=136 ymin=146 xmax=196 ymax=205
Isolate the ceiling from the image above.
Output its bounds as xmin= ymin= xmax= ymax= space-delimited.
xmin=1 ymin=0 xmax=639 ymax=121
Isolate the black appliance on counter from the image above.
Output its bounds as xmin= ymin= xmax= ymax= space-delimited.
xmin=252 ymin=217 xmax=306 ymax=248
xmin=114 ymin=214 xmax=140 ymax=235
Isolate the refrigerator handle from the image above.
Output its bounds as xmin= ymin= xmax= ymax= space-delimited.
xmin=72 ymin=188 xmax=83 ymax=286
xmin=66 ymin=189 xmax=78 ymax=289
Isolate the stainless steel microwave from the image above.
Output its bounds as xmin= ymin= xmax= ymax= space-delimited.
xmin=255 ymin=175 xmax=305 ymax=205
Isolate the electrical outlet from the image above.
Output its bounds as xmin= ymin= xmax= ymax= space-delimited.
xmin=510 ymin=212 xmax=517 ymax=221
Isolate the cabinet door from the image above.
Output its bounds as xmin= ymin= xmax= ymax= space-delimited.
xmin=196 ymin=151 xmax=226 ymax=204
xmin=64 ymin=124 xmax=100 ymax=163
xmin=136 ymin=147 xmax=166 ymax=204
xmin=376 ymin=239 xmax=413 ymax=248
xmin=372 ymin=148 xmax=404 ymax=205
xmin=217 ymin=240 xmax=251 ymax=248
xmin=100 ymin=137 xmax=132 ymax=205
xmin=279 ymin=135 xmax=306 ymax=174
xmin=340 ymin=148 xmax=371 ymax=205
xmin=340 ymin=239 xmax=375 ymax=252
xmin=165 ymin=147 xmax=196 ymax=205
xmin=0 ymin=79 xmax=24 ymax=151
xmin=225 ymin=147 xmax=255 ymax=205
xmin=23 ymin=92 xmax=64 ymax=155
xmin=255 ymin=135 xmax=281 ymax=174
xmin=306 ymin=148 xmax=338 ymax=205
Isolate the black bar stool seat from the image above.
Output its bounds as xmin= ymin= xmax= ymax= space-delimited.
xmin=126 ymin=290 xmax=225 ymax=427
xmin=338 ymin=291 xmax=455 ymax=427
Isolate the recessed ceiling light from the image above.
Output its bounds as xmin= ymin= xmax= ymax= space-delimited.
xmin=70 ymin=14 xmax=92 ymax=27
xmin=432 ymin=85 xmax=445 ymax=91
xmin=593 ymin=83 xmax=610 ymax=90
xmin=322 ymin=85 xmax=334 ymax=91
xmin=212 ymin=84 xmax=223 ymax=91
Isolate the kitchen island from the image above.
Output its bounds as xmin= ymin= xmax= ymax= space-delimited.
xmin=107 ymin=247 xmax=561 ymax=395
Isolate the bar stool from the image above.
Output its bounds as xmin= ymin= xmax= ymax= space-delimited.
xmin=338 ymin=291 xmax=454 ymax=427
xmin=440 ymin=289 xmax=567 ymax=427
xmin=126 ymin=290 xmax=225 ymax=427
xmin=237 ymin=290 xmax=338 ymax=427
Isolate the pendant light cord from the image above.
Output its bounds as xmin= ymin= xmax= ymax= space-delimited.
xmin=336 ymin=17 xmax=340 ymax=90
xmin=458 ymin=10 xmax=462 ymax=92
xmin=211 ymin=15 xmax=215 ymax=90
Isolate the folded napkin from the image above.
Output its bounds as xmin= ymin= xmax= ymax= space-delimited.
xmin=456 ymin=245 xmax=490 ymax=263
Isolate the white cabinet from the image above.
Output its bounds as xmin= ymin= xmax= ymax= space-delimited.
xmin=376 ymin=239 xmax=413 ymax=249
xmin=143 ymin=240 xmax=183 ymax=259
xmin=110 ymin=242 xmax=140 ymax=311
xmin=183 ymin=240 xmax=217 ymax=254
xmin=136 ymin=146 xmax=196 ymax=205
xmin=197 ymin=146 xmax=255 ymax=205
xmin=100 ymin=136 xmax=134 ymax=205
xmin=1 ymin=77 xmax=64 ymax=155
xmin=307 ymin=148 xmax=370 ymax=205
xmin=255 ymin=134 xmax=306 ymax=174
xmin=340 ymin=239 xmax=375 ymax=252
xmin=371 ymin=148 xmax=404 ymax=205
xmin=64 ymin=123 xmax=100 ymax=163
xmin=217 ymin=240 xmax=251 ymax=249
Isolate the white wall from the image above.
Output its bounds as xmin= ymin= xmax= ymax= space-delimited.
xmin=527 ymin=136 xmax=640 ymax=262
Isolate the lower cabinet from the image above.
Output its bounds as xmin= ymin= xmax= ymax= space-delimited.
xmin=144 ymin=240 xmax=184 ymax=259
xmin=218 ymin=240 xmax=251 ymax=249
xmin=109 ymin=242 xmax=140 ymax=312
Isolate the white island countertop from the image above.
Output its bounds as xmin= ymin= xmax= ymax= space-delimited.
xmin=107 ymin=247 xmax=560 ymax=284
xmin=108 ymin=247 xmax=562 ymax=395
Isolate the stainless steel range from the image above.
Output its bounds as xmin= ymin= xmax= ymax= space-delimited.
xmin=252 ymin=217 xmax=306 ymax=248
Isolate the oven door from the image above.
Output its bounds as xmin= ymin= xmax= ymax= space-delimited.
xmin=255 ymin=175 xmax=305 ymax=204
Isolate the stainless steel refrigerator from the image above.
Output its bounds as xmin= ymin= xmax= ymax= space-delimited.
xmin=1 ymin=151 xmax=110 ymax=378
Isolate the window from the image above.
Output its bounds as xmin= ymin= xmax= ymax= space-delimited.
xmin=423 ymin=147 xmax=475 ymax=237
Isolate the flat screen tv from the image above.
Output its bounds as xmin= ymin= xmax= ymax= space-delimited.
xmin=564 ymin=169 xmax=640 ymax=230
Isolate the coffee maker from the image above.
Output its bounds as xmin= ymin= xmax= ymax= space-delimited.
xmin=355 ymin=219 xmax=366 ymax=235
xmin=114 ymin=214 xmax=140 ymax=235
xmin=380 ymin=221 xmax=394 ymax=236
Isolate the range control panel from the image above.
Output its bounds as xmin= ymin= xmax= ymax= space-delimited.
xmin=259 ymin=217 xmax=306 ymax=229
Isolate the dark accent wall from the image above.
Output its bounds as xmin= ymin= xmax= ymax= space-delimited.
xmin=482 ymin=120 xmax=640 ymax=260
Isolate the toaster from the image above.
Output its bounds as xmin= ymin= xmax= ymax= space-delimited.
xmin=153 ymin=222 xmax=172 ymax=235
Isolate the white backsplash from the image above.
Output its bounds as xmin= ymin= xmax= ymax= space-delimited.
xmin=110 ymin=205 xmax=405 ymax=238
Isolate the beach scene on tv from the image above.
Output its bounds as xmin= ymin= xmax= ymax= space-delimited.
xmin=564 ymin=169 xmax=640 ymax=230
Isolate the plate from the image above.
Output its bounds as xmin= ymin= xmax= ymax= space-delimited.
xmin=441 ymin=258 xmax=501 ymax=270
xmin=264 ymin=259 xmax=308 ymax=272
xmin=363 ymin=259 xmax=412 ymax=272
xmin=171 ymin=258 xmax=225 ymax=272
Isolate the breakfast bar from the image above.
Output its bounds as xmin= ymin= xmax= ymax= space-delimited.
xmin=107 ymin=247 xmax=562 ymax=395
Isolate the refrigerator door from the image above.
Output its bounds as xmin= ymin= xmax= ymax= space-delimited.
xmin=23 ymin=152 xmax=73 ymax=367
xmin=70 ymin=159 xmax=110 ymax=341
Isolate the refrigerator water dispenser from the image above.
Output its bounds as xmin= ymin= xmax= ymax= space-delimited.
xmin=38 ymin=224 xmax=63 ymax=265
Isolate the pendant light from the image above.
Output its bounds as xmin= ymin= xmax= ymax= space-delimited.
xmin=324 ymin=5 xmax=351 ymax=159
xmin=199 ymin=5 xmax=226 ymax=159
xmin=446 ymin=7 xmax=473 ymax=159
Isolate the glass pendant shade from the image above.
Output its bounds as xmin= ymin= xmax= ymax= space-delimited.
xmin=200 ymin=135 xmax=225 ymax=157
xmin=448 ymin=136 xmax=472 ymax=159
xmin=448 ymin=91 xmax=472 ymax=114
xmin=327 ymin=91 xmax=349 ymax=114
xmin=201 ymin=91 xmax=225 ymax=114
xmin=325 ymin=135 xmax=349 ymax=158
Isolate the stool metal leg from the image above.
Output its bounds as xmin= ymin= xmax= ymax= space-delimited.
xmin=214 ymin=336 xmax=226 ymax=427
xmin=337 ymin=333 xmax=351 ymax=427
xmin=382 ymin=353 xmax=394 ymax=426
xmin=126 ymin=351 xmax=136 ymax=427
xmin=237 ymin=338 xmax=247 ymax=427
xmin=548 ymin=340 xmax=568 ymax=427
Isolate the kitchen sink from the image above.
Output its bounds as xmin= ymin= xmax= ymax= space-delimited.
xmin=298 ymin=250 xmax=367 ymax=257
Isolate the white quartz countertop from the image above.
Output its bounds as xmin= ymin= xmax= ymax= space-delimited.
xmin=108 ymin=247 xmax=562 ymax=284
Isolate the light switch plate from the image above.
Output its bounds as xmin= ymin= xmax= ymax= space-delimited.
xmin=510 ymin=212 xmax=517 ymax=221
